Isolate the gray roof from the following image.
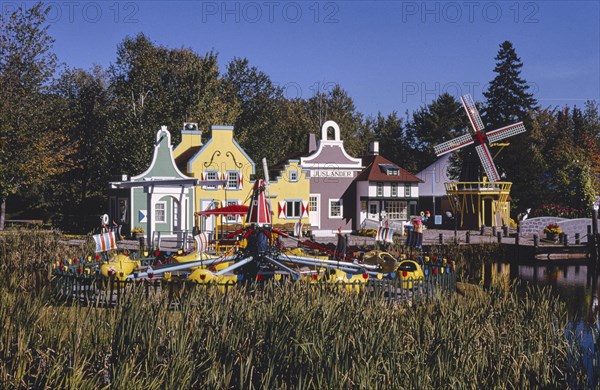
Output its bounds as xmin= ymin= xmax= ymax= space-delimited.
xmin=416 ymin=154 xmax=454 ymax=197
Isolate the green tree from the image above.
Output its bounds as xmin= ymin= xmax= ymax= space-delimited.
xmin=483 ymin=41 xmax=537 ymax=128
xmin=0 ymin=2 xmax=68 ymax=229
xmin=405 ymin=92 xmax=468 ymax=172
xmin=368 ymin=112 xmax=417 ymax=171
xmin=109 ymin=34 xmax=237 ymax=177
xmin=304 ymin=85 xmax=367 ymax=157
xmin=51 ymin=66 xmax=113 ymax=227
xmin=223 ymin=58 xmax=289 ymax=174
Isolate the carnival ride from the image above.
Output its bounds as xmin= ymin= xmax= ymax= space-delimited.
xmin=51 ymin=177 xmax=456 ymax=303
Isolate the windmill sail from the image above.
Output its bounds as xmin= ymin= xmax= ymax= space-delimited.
xmin=434 ymin=134 xmax=475 ymax=156
xmin=461 ymin=94 xmax=485 ymax=132
xmin=485 ymin=122 xmax=526 ymax=143
xmin=433 ymin=94 xmax=526 ymax=183
xmin=475 ymin=144 xmax=500 ymax=183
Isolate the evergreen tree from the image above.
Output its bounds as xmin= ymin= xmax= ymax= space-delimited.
xmin=483 ymin=41 xmax=538 ymax=211
xmin=483 ymin=41 xmax=537 ymax=128
xmin=405 ymin=93 xmax=468 ymax=171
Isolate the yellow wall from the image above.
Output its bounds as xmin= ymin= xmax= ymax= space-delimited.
xmin=174 ymin=126 xmax=255 ymax=228
xmin=269 ymin=160 xmax=311 ymax=227
xmin=173 ymin=126 xmax=311 ymax=231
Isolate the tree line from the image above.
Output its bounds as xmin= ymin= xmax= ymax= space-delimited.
xmin=1 ymin=3 xmax=599 ymax=231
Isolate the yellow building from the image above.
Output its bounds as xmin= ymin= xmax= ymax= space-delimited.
xmin=174 ymin=124 xmax=255 ymax=234
xmin=173 ymin=123 xmax=311 ymax=235
xmin=268 ymin=159 xmax=311 ymax=231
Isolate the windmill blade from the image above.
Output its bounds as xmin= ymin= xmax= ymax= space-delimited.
xmin=485 ymin=122 xmax=526 ymax=143
xmin=461 ymin=94 xmax=485 ymax=133
xmin=433 ymin=134 xmax=474 ymax=156
xmin=475 ymin=144 xmax=500 ymax=183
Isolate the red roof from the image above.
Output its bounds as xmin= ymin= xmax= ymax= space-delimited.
xmin=196 ymin=204 xmax=249 ymax=217
xmin=354 ymin=155 xmax=423 ymax=183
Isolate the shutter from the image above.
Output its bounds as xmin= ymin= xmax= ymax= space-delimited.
xmin=201 ymin=172 xmax=207 ymax=189
xmin=278 ymin=201 xmax=286 ymax=219
xmin=238 ymin=175 xmax=243 ymax=190
xmin=217 ymin=172 xmax=222 ymax=189
xmin=302 ymin=201 xmax=309 ymax=218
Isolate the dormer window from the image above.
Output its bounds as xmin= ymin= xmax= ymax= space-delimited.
xmin=379 ymin=164 xmax=399 ymax=176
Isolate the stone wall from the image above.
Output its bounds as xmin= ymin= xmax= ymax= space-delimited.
xmin=520 ymin=217 xmax=599 ymax=243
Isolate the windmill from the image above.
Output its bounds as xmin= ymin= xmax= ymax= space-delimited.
xmin=433 ymin=94 xmax=526 ymax=182
xmin=434 ymin=94 xmax=526 ymax=228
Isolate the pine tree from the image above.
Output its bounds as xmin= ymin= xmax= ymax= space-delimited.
xmin=483 ymin=41 xmax=537 ymax=127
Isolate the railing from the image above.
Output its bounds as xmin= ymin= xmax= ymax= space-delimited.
xmin=50 ymin=265 xmax=456 ymax=308
xmin=151 ymin=230 xmax=197 ymax=251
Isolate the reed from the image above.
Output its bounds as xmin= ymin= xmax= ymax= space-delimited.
xmin=0 ymin=231 xmax=591 ymax=388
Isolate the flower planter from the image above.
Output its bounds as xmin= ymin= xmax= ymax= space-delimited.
xmin=545 ymin=232 xmax=558 ymax=241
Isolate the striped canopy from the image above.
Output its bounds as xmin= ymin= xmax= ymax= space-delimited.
xmin=196 ymin=204 xmax=249 ymax=217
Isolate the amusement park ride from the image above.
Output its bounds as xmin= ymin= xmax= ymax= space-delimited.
xmin=52 ymin=175 xmax=455 ymax=299
xmin=433 ymin=94 xmax=527 ymax=229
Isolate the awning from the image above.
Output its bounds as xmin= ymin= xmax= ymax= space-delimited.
xmin=196 ymin=204 xmax=249 ymax=217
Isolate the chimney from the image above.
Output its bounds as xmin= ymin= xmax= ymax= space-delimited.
xmin=180 ymin=122 xmax=202 ymax=148
xmin=308 ymin=133 xmax=318 ymax=153
xmin=369 ymin=141 xmax=379 ymax=155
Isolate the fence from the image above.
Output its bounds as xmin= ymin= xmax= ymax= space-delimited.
xmin=50 ymin=263 xmax=456 ymax=308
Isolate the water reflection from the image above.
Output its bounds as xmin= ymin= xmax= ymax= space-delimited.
xmin=490 ymin=261 xmax=599 ymax=321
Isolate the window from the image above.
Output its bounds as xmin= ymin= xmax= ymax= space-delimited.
xmin=377 ymin=182 xmax=384 ymax=197
xmin=391 ymin=183 xmax=398 ymax=197
xmin=155 ymin=202 xmax=166 ymax=223
xmin=361 ymin=200 xmax=367 ymax=211
xmin=289 ymin=170 xmax=298 ymax=182
xmin=309 ymin=196 xmax=318 ymax=212
xmin=369 ymin=204 xmax=378 ymax=215
xmin=379 ymin=164 xmax=399 ymax=175
xmin=225 ymin=200 xmax=238 ymax=223
xmin=286 ymin=200 xmax=302 ymax=218
xmin=329 ymin=199 xmax=343 ymax=218
xmin=226 ymin=171 xmax=239 ymax=190
xmin=205 ymin=171 xmax=217 ymax=190
xmin=404 ymin=184 xmax=411 ymax=197
xmin=386 ymin=201 xmax=408 ymax=220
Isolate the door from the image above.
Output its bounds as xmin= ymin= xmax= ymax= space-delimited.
xmin=309 ymin=194 xmax=320 ymax=228
xmin=200 ymin=199 xmax=216 ymax=234
xmin=368 ymin=201 xmax=379 ymax=221
xmin=172 ymin=198 xmax=181 ymax=232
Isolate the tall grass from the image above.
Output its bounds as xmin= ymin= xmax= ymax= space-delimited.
xmin=0 ymin=230 xmax=592 ymax=388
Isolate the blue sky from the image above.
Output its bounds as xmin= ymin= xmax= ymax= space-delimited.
xmin=14 ymin=0 xmax=599 ymax=117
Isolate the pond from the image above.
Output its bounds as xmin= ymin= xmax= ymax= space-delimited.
xmin=489 ymin=260 xmax=600 ymax=386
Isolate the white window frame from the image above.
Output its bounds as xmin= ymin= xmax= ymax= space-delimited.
xmin=285 ymin=199 xmax=302 ymax=219
xmin=404 ymin=184 xmax=411 ymax=197
xmin=155 ymin=201 xmax=167 ymax=223
xmin=224 ymin=199 xmax=239 ymax=223
xmin=226 ymin=171 xmax=239 ymax=190
xmin=391 ymin=183 xmax=398 ymax=197
xmin=289 ymin=170 xmax=299 ymax=182
xmin=309 ymin=195 xmax=318 ymax=212
xmin=376 ymin=182 xmax=384 ymax=197
xmin=386 ymin=200 xmax=408 ymax=220
xmin=329 ymin=199 xmax=343 ymax=219
xmin=369 ymin=203 xmax=378 ymax=215
xmin=205 ymin=171 xmax=218 ymax=190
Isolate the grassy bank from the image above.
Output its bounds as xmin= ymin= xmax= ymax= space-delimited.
xmin=0 ymin=231 xmax=590 ymax=388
